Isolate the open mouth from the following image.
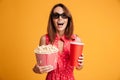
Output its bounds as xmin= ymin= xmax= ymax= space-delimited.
xmin=57 ymin=23 xmax=64 ymax=26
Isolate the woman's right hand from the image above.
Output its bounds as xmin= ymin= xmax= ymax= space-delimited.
xmin=33 ymin=64 xmax=54 ymax=74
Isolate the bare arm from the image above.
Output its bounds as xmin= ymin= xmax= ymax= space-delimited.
xmin=33 ymin=35 xmax=53 ymax=74
xmin=39 ymin=35 xmax=46 ymax=46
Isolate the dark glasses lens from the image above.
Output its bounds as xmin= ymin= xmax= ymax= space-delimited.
xmin=52 ymin=13 xmax=68 ymax=19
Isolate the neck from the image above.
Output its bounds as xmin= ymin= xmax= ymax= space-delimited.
xmin=57 ymin=31 xmax=64 ymax=37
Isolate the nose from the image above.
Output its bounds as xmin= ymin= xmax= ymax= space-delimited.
xmin=58 ymin=16 xmax=62 ymax=20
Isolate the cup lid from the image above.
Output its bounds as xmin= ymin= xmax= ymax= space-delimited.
xmin=70 ymin=42 xmax=84 ymax=45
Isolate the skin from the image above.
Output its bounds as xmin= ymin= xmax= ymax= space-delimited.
xmin=33 ymin=6 xmax=84 ymax=74
xmin=53 ymin=7 xmax=68 ymax=53
xmin=52 ymin=6 xmax=68 ymax=36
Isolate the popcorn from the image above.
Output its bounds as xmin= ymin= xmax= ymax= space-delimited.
xmin=34 ymin=45 xmax=59 ymax=54
xmin=34 ymin=45 xmax=58 ymax=69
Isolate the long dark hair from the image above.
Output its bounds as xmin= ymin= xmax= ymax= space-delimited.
xmin=47 ymin=3 xmax=74 ymax=43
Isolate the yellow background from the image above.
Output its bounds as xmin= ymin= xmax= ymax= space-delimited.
xmin=0 ymin=0 xmax=120 ymax=80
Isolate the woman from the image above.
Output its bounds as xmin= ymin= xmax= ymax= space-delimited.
xmin=33 ymin=3 xmax=84 ymax=80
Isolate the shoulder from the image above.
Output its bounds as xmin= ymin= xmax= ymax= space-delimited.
xmin=39 ymin=34 xmax=46 ymax=46
xmin=75 ymin=34 xmax=82 ymax=43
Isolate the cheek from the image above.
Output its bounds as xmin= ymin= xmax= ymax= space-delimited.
xmin=64 ymin=19 xmax=68 ymax=25
xmin=53 ymin=20 xmax=57 ymax=26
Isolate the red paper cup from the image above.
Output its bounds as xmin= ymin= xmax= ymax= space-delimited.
xmin=35 ymin=53 xmax=58 ymax=69
xmin=70 ymin=42 xmax=84 ymax=66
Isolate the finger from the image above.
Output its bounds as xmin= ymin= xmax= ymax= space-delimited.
xmin=78 ymin=57 xmax=84 ymax=60
xmin=79 ymin=54 xmax=84 ymax=57
xmin=40 ymin=65 xmax=53 ymax=71
xmin=39 ymin=65 xmax=54 ymax=73
xmin=78 ymin=56 xmax=84 ymax=60
xmin=81 ymin=53 xmax=83 ymax=56
xmin=78 ymin=59 xmax=84 ymax=62
xmin=40 ymin=67 xmax=53 ymax=73
xmin=45 ymin=68 xmax=54 ymax=73
xmin=37 ymin=65 xmax=52 ymax=69
xmin=78 ymin=63 xmax=83 ymax=66
xmin=36 ymin=65 xmax=52 ymax=73
xmin=78 ymin=60 xmax=83 ymax=63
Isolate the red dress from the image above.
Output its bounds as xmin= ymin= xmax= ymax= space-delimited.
xmin=45 ymin=34 xmax=77 ymax=80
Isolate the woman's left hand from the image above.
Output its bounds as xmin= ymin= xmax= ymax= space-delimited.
xmin=76 ymin=54 xmax=84 ymax=70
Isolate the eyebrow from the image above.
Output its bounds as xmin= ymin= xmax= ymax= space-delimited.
xmin=53 ymin=12 xmax=65 ymax=14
